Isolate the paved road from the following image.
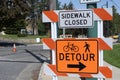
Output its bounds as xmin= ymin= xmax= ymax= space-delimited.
xmin=0 ymin=44 xmax=50 ymax=80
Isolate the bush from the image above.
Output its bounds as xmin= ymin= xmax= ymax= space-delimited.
xmin=17 ymin=33 xmax=27 ymax=37
xmin=5 ymin=28 xmax=18 ymax=34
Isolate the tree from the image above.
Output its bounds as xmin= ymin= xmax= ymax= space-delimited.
xmin=68 ymin=1 xmax=74 ymax=10
xmin=0 ymin=0 xmax=31 ymax=34
xmin=57 ymin=1 xmax=62 ymax=10
xmin=61 ymin=1 xmax=74 ymax=10
xmin=37 ymin=0 xmax=50 ymax=36
xmin=109 ymin=5 xmax=120 ymax=35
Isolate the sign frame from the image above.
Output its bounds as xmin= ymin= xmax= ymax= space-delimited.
xmin=80 ymin=0 xmax=101 ymax=4
xmin=56 ymin=39 xmax=99 ymax=74
xmin=58 ymin=10 xmax=94 ymax=29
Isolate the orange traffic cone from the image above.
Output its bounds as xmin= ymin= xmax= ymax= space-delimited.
xmin=12 ymin=43 xmax=16 ymax=52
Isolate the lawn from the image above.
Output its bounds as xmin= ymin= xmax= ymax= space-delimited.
xmin=0 ymin=34 xmax=48 ymax=44
xmin=0 ymin=34 xmax=48 ymax=39
xmin=104 ymin=44 xmax=120 ymax=68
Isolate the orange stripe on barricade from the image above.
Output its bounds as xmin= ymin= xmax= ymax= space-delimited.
xmin=42 ymin=38 xmax=112 ymax=50
xmin=98 ymin=38 xmax=112 ymax=50
xmin=99 ymin=66 xmax=112 ymax=78
xmin=46 ymin=64 xmax=112 ymax=78
xmin=79 ymin=73 xmax=93 ymax=78
xmin=42 ymin=38 xmax=56 ymax=50
xmin=43 ymin=11 xmax=58 ymax=22
xmin=48 ymin=64 xmax=68 ymax=76
xmin=93 ymin=8 xmax=112 ymax=20
xmin=62 ymin=38 xmax=112 ymax=50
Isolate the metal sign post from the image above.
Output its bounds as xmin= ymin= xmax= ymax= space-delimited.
xmin=63 ymin=28 xmax=66 ymax=38
xmin=51 ymin=22 xmax=58 ymax=80
xmin=51 ymin=23 xmax=57 ymax=65
xmin=97 ymin=21 xmax=104 ymax=80
xmin=98 ymin=20 xmax=104 ymax=68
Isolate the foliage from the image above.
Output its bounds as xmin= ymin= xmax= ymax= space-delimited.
xmin=38 ymin=23 xmax=46 ymax=35
xmin=60 ymin=1 xmax=74 ymax=10
xmin=5 ymin=28 xmax=18 ymax=34
xmin=67 ymin=1 xmax=74 ymax=10
xmin=14 ymin=19 xmax=25 ymax=28
xmin=104 ymin=44 xmax=120 ymax=68
xmin=109 ymin=6 xmax=120 ymax=36
xmin=17 ymin=32 xmax=27 ymax=37
xmin=0 ymin=34 xmax=48 ymax=39
xmin=40 ymin=0 xmax=50 ymax=10
xmin=0 ymin=0 xmax=30 ymax=32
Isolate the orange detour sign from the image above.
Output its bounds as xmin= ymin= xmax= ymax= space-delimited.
xmin=56 ymin=39 xmax=98 ymax=74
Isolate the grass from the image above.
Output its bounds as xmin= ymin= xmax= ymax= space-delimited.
xmin=0 ymin=34 xmax=48 ymax=44
xmin=104 ymin=44 xmax=120 ymax=68
xmin=0 ymin=34 xmax=48 ymax=39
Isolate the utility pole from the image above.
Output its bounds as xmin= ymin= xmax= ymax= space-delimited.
xmin=31 ymin=0 xmax=38 ymax=35
xmin=50 ymin=0 xmax=56 ymax=10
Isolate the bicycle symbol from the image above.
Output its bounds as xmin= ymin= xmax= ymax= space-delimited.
xmin=63 ymin=42 xmax=79 ymax=52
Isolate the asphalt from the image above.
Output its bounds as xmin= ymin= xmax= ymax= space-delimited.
xmin=0 ymin=43 xmax=49 ymax=80
xmin=16 ymin=63 xmax=41 ymax=80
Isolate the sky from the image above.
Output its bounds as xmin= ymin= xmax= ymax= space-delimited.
xmin=58 ymin=0 xmax=120 ymax=14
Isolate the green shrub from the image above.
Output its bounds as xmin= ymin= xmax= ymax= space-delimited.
xmin=5 ymin=28 xmax=18 ymax=34
xmin=17 ymin=33 xmax=27 ymax=37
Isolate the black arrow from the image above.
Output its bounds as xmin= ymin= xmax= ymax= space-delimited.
xmin=67 ymin=62 xmax=86 ymax=71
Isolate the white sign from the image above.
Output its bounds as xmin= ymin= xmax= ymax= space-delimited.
xmin=80 ymin=0 xmax=100 ymax=4
xmin=59 ymin=10 xmax=93 ymax=28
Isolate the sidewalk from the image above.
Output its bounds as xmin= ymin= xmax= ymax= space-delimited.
xmin=104 ymin=61 xmax=120 ymax=80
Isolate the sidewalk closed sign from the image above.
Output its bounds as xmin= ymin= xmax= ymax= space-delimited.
xmin=80 ymin=0 xmax=100 ymax=4
xmin=56 ymin=39 xmax=98 ymax=73
xmin=59 ymin=10 xmax=93 ymax=28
